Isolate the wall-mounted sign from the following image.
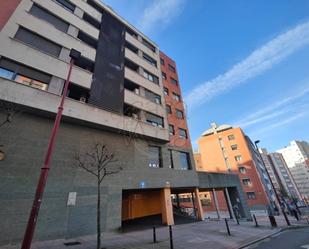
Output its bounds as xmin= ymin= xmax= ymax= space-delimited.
xmin=67 ymin=192 xmax=77 ymax=206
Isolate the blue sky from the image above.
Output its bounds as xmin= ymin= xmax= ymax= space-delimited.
xmin=102 ymin=0 xmax=309 ymax=152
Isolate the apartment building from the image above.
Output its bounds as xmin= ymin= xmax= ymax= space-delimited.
xmin=259 ymin=148 xmax=301 ymax=201
xmin=277 ymin=140 xmax=309 ymax=168
xmin=195 ymin=123 xmax=276 ymax=212
xmin=278 ymin=141 xmax=309 ymax=202
xmin=289 ymin=160 xmax=309 ymax=202
xmin=258 ymin=148 xmax=280 ymax=193
xmin=0 ymin=0 xmax=251 ymax=245
xmin=268 ymin=152 xmax=301 ymax=200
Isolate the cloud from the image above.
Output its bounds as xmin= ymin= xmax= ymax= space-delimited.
xmin=138 ymin=0 xmax=186 ymax=34
xmin=249 ymin=109 xmax=309 ymax=138
xmin=234 ymin=84 xmax=309 ymax=128
xmin=185 ymin=21 xmax=309 ymax=110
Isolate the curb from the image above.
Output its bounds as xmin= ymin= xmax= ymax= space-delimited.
xmin=237 ymin=225 xmax=309 ymax=249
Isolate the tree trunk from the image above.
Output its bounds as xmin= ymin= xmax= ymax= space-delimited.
xmin=97 ymin=177 xmax=101 ymax=249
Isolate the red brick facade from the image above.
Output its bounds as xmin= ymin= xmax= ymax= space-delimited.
xmin=0 ymin=0 xmax=21 ymax=31
xmin=160 ymin=52 xmax=191 ymax=149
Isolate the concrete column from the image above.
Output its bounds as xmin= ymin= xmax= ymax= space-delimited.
xmin=224 ymin=188 xmax=236 ymax=220
xmin=212 ymin=188 xmax=220 ymax=219
xmin=74 ymin=7 xmax=84 ymax=18
xmin=67 ymin=25 xmax=79 ymax=37
xmin=48 ymin=76 xmax=64 ymax=95
xmin=161 ymin=188 xmax=174 ymax=225
xmin=194 ymin=188 xmax=204 ymax=220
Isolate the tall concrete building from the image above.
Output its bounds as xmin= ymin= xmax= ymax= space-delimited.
xmin=258 ymin=148 xmax=280 ymax=193
xmin=259 ymin=148 xmax=301 ymax=201
xmin=195 ymin=123 xmax=277 ymax=212
xmin=289 ymin=160 xmax=309 ymax=202
xmin=277 ymin=140 xmax=309 ymax=168
xmin=0 ymin=0 xmax=250 ymax=245
xmin=278 ymin=141 xmax=309 ymax=202
xmin=268 ymin=152 xmax=301 ymax=200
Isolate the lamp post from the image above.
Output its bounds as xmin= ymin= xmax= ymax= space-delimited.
xmin=254 ymin=140 xmax=290 ymax=226
xmin=21 ymin=49 xmax=81 ymax=249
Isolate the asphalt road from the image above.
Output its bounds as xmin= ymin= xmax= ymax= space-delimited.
xmin=246 ymin=227 xmax=309 ymax=249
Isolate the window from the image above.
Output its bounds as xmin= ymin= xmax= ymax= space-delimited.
xmin=87 ymin=0 xmax=104 ymax=13
xmin=125 ymin=59 xmax=139 ymax=72
xmin=0 ymin=67 xmax=14 ymax=80
xmin=30 ymin=4 xmax=69 ymax=33
xmin=0 ymin=57 xmax=51 ymax=90
xmin=124 ymin=79 xmax=140 ymax=94
xmin=143 ymin=70 xmax=159 ymax=84
xmin=231 ymin=144 xmax=238 ymax=150
xmin=74 ymin=55 xmax=95 ymax=73
xmin=168 ymin=64 xmax=176 ymax=73
xmin=148 ymin=146 xmax=162 ymax=168
xmin=78 ymin=31 xmax=98 ymax=49
xmin=235 ymin=155 xmax=242 ymax=162
xmin=125 ymin=41 xmax=138 ymax=54
xmin=145 ymin=89 xmax=161 ymax=104
xmin=143 ymin=53 xmax=157 ymax=67
xmin=142 ymin=38 xmax=156 ymax=52
xmin=126 ymin=27 xmax=138 ymax=38
xmin=247 ymin=192 xmax=256 ymax=199
xmin=160 ymin=58 xmax=165 ymax=65
xmin=67 ymin=83 xmax=89 ymax=102
xmin=145 ymin=112 xmax=164 ymax=127
xmin=83 ymin=12 xmax=100 ymax=29
xmin=176 ymin=109 xmax=184 ymax=119
xmin=169 ymin=149 xmax=174 ymax=169
xmin=123 ymin=104 xmax=140 ymax=119
xmin=162 ymin=72 xmax=167 ymax=80
xmin=179 ymin=152 xmax=191 ymax=170
xmin=54 ymin=0 xmax=75 ymax=13
xmin=242 ymin=178 xmax=252 ymax=186
xmin=238 ymin=167 xmax=247 ymax=174
xmin=166 ymin=105 xmax=172 ymax=114
xmin=228 ymin=134 xmax=235 ymax=140
xmin=15 ymin=75 xmax=48 ymax=90
xmin=179 ymin=128 xmax=187 ymax=139
xmin=172 ymin=92 xmax=181 ymax=101
xmin=15 ymin=27 xmax=62 ymax=57
xmin=163 ymin=87 xmax=169 ymax=96
xmin=170 ymin=77 xmax=178 ymax=85
xmin=169 ymin=124 xmax=175 ymax=135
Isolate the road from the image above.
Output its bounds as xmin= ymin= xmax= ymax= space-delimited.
xmin=246 ymin=227 xmax=309 ymax=249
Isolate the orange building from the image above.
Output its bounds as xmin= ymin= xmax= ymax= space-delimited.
xmin=195 ymin=123 xmax=276 ymax=212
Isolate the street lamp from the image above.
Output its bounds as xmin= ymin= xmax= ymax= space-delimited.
xmin=21 ymin=49 xmax=81 ymax=249
xmin=254 ymin=140 xmax=291 ymax=226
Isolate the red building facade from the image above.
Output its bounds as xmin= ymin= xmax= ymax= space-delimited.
xmin=160 ymin=51 xmax=191 ymax=149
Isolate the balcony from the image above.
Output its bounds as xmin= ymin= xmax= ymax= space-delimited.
xmin=0 ymin=78 xmax=169 ymax=141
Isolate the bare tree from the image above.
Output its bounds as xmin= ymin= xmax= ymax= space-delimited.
xmin=0 ymin=100 xmax=22 ymax=129
xmin=75 ymin=143 xmax=122 ymax=249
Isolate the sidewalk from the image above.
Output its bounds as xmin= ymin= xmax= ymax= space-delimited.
xmin=253 ymin=214 xmax=309 ymax=227
xmin=1 ymin=219 xmax=288 ymax=249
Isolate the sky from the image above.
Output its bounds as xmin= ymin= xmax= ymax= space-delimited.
xmin=102 ymin=0 xmax=309 ymax=152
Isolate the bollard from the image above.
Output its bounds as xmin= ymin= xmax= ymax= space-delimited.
xmin=224 ymin=218 xmax=231 ymax=236
xmin=235 ymin=215 xmax=240 ymax=225
xmin=169 ymin=225 xmax=174 ymax=249
xmin=153 ymin=226 xmax=157 ymax=243
xmin=253 ymin=214 xmax=259 ymax=227
xmin=268 ymin=215 xmax=277 ymax=228
xmin=283 ymin=211 xmax=291 ymax=226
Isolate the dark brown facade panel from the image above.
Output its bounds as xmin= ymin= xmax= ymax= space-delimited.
xmin=88 ymin=11 xmax=125 ymax=113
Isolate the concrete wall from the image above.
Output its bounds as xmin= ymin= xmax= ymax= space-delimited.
xmin=0 ymin=110 xmax=199 ymax=245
